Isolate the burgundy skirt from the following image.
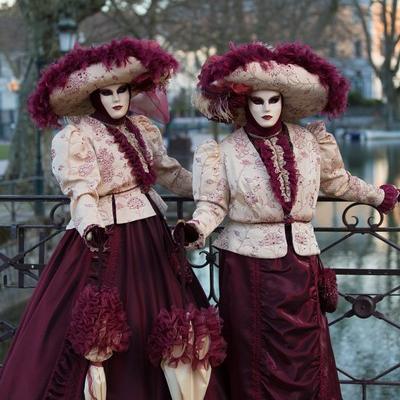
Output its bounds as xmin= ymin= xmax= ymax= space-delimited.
xmin=218 ymin=245 xmax=342 ymax=400
xmin=0 ymin=215 xmax=226 ymax=400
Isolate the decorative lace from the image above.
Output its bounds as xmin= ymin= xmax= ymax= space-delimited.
xmin=252 ymin=124 xmax=299 ymax=220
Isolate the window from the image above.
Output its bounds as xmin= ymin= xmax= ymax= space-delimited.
xmin=353 ymin=70 xmax=364 ymax=94
xmin=355 ymin=40 xmax=362 ymax=58
xmin=329 ymin=42 xmax=337 ymax=58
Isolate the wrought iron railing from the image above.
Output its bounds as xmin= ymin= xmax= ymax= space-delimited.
xmin=0 ymin=195 xmax=399 ymax=399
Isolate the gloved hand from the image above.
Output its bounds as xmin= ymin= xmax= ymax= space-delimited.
xmin=173 ymin=220 xmax=199 ymax=246
xmin=377 ymin=184 xmax=400 ymax=214
xmin=84 ymin=226 xmax=108 ymax=252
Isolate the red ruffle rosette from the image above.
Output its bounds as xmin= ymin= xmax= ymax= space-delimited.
xmin=148 ymin=304 xmax=226 ymax=370
xmin=148 ymin=306 xmax=194 ymax=367
xmin=192 ymin=306 xmax=227 ymax=370
xmin=67 ymin=284 xmax=131 ymax=357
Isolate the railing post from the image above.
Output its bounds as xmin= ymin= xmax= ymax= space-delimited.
xmin=17 ymin=227 xmax=24 ymax=288
xmin=10 ymin=181 xmax=16 ymax=223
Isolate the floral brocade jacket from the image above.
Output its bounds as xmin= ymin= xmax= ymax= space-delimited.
xmin=51 ymin=115 xmax=192 ymax=236
xmin=188 ymin=121 xmax=385 ymax=259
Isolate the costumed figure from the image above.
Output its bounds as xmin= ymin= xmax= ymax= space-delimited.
xmin=177 ymin=42 xmax=399 ymax=400
xmin=0 ymin=38 xmax=226 ymax=400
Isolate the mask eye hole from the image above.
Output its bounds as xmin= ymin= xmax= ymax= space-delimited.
xmin=269 ymin=95 xmax=281 ymax=104
xmin=99 ymin=89 xmax=113 ymax=96
xmin=250 ymin=96 xmax=264 ymax=105
xmin=117 ymin=85 xmax=129 ymax=94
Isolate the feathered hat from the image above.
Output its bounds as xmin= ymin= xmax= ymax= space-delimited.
xmin=193 ymin=42 xmax=350 ymax=124
xmin=28 ymin=37 xmax=178 ymax=128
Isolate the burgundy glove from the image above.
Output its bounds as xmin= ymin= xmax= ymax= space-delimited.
xmin=84 ymin=226 xmax=108 ymax=252
xmin=173 ymin=220 xmax=199 ymax=246
xmin=377 ymin=184 xmax=399 ymax=214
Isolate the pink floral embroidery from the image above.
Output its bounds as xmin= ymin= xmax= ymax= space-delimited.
xmin=293 ymin=231 xmax=308 ymax=247
xmin=127 ymin=197 xmax=145 ymax=210
xmin=258 ymin=231 xmax=284 ymax=247
xmin=245 ymin=191 xmax=258 ymax=206
xmin=78 ymin=163 xmax=95 ymax=177
xmin=97 ymin=148 xmax=115 ymax=183
xmin=233 ymin=133 xmax=251 ymax=160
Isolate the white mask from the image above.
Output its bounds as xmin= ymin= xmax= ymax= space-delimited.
xmin=99 ymin=83 xmax=130 ymax=119
xmin=248 ymin=89 xmax=282 ymax=128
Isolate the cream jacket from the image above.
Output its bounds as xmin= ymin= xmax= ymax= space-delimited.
xmin=51 ymin=115 xmax=192 ymax=236
xmin=188 ymin=121 xmax=384 ymax=258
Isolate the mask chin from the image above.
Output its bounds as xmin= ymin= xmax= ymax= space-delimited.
xmin=104 ymin=105 xmax=129 ymax=119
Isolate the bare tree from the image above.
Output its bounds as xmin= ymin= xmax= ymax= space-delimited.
xmin=3 ymin=0 xmax=342 ymax=178
xmin=5 ymin=0 xmax=105 ymax=184
xmin=0 ymin=6 xmax=28 ymax=78
xmin=353 ymin=0 xmax=400 ymax=127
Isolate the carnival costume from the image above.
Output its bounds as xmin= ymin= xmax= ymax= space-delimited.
xmin=0 ymin=38 xmax=226 ymax=400
xmin=181 ymin=42 xmax=399 ymax=400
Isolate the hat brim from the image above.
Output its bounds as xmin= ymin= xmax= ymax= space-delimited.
xmin=195 ymin=61 xmax=328 ymax=124
xmin=29 ymin=38 xmax=178 ymax=128
xmin=50 ymin=57 xmax=146 ymax=117
xmin=194 ymin=42 xmax=349 ymax=124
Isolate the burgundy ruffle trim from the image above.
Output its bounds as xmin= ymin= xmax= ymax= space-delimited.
xmin=67 ymin=284 xmax=131 ymax=357
xmin=43 ymin=340 xmax=87 ymax=400
xmin=107 ymin=119 xmax=156 ymax=192
xmin=377 ymin=184 xmax=399 ymax=214
xmin=191 ymin=306 xmax=227 ymax=370
xmin=148 ymin=304 xmax=227 ymax=370
xmin=252 ymin=125 xmax=299 ymax=217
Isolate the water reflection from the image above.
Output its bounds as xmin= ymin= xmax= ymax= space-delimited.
xmin=304 ymin=139 xmax=400 ymax=399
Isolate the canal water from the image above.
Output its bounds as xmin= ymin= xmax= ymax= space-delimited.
xmin=1 ymin=136 xmax=400 ymax=399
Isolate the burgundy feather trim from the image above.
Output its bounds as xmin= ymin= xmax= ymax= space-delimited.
xmin=148 ymin=304 xmax=226 ymax=369
xmin=252 ymin=125 xmax=299 ymax=217
xmin=107 ymin=120 xmax=156 ymax=192
xmin=199 ymin=42 xmax=349 ymax=118
xmin=28 ymin=37 xmax=178 ymax=128
xmin=67 ymin=284 xmax=131 ymax=357
xmin=377 ymin=184 xmax=399 ymax=214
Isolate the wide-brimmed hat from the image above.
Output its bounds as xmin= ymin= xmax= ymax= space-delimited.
xmin=29 ymin=38 xmax=178 ymax=128
xmin=193 ymin=42 xmax=349 ymax=124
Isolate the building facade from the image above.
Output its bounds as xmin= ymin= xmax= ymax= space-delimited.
xmin=0 ymin=53 xmax=18 ymax=140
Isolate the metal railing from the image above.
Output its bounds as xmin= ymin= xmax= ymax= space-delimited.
xmin=0 ymin=195 xmax=399 ymax=399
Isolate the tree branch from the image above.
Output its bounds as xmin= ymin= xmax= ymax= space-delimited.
xmin=352 ymin=0 xmax=379 ymax=75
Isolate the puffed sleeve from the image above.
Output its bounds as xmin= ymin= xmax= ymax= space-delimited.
xmin=187 ymin=140 xmax=230 ymax=248
xmin=51 ymin=125 xmax=104 ymax=236
xmin=134 ymin=115 xmax=192 ymax=196
xmin=307 ymin=121 xmax=385 ymax=207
